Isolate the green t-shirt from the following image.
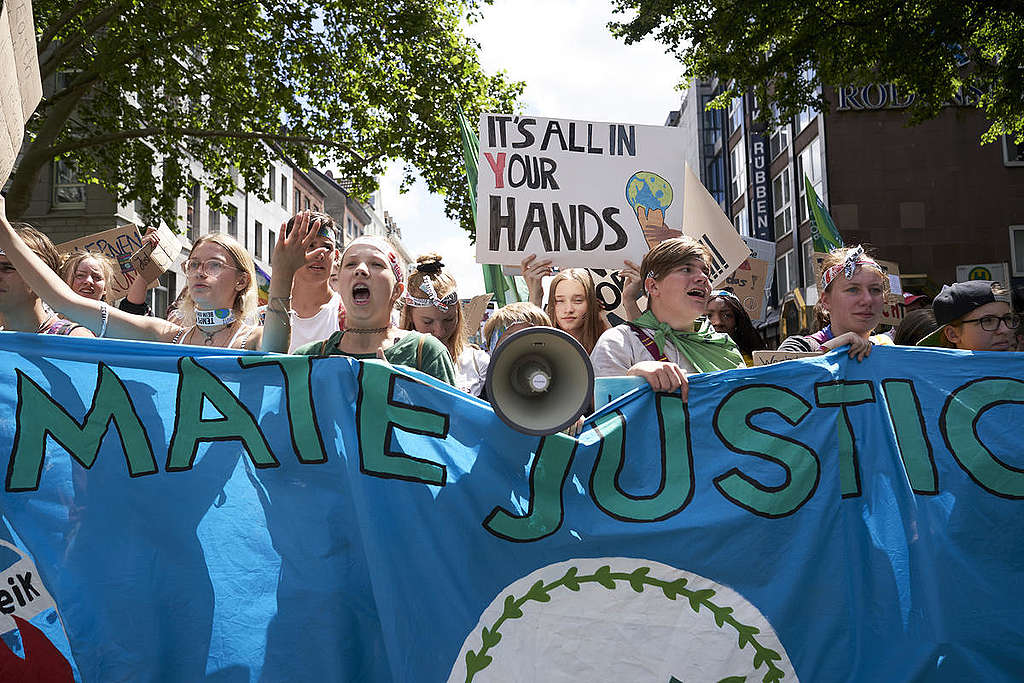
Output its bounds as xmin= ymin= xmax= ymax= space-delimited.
xmin=293 ymin=330 xmax=456 ymax=386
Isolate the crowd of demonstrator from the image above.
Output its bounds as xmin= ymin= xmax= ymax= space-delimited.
xmin=1 ymin=197 xmax=1019 ymax=406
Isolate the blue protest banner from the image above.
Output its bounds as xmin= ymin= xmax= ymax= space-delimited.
xmin=0 ymin=331 xmax=1021 ymax=681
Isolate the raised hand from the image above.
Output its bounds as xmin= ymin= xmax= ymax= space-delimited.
xmin=273 ymin=211 xmax=318 ymax=278
xmin=520 ymin=253 xmax=553 ymax=308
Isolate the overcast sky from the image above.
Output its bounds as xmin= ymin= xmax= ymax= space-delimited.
xmin=379 ymin=0 xmax=684 ymax=294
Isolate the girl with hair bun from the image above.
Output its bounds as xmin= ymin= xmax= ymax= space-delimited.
xmin=400 ymin=253 xmax=488 ymax=396
xmin=777 ymin=245 xmax=892 ymax=360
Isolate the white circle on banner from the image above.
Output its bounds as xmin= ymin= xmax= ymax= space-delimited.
xmin=449 ymin=557 xmax=796 ymax=683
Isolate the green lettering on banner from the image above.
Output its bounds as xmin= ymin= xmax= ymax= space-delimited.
xmin=590 ymin=394 xmax=694 ymax=522
xmin=166 ymin=357 xmax=277 ymax=471
xmin=484 ymin=432 xmax=577 ymax=542
xmin=712 ymin=385 xmax=819 ymax=518
xmin=814 ymin=381 xmax=876 ymax=498
xmin=7 ymin=365 xmax=157 ymax=491
xmin=881 ymin=379 xmax=938 ymax=494
xmin=239 ymin=356 xmax=327 ymax=464
xmin=356 ymin=361 xmax=448 ymax=485
xmin=941 ymin=377 xmax=1024 ymax=499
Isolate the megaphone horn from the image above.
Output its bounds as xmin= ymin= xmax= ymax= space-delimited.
xmin=485 ymin=326 xmax=595 ymax=436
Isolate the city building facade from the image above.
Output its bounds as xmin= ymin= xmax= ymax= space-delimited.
xmin=667 ymin=77 xmax=1024 ymax=344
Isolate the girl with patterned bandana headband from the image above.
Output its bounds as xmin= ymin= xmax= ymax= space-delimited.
xmin=777 ymin=245 xmax=893 ymax=360
xmin=400 ymin=253 xmax=488 ymax=396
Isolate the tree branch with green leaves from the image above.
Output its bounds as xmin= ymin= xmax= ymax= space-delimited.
xmin=608 ymin=0 xmax=1024 ymax=144
xmin=9 ymin=0 xmax=522 ymax=237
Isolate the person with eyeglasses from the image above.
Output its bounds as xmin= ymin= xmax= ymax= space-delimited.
xmin=0 ymin=197 xmax=314 ymax=352
xmin=918 ymin=280 xmax=1019 ymax=352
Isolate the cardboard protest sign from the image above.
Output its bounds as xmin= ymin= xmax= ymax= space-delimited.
xmin=751 ymin=349 xmax=821 ymax=366
xmin=475 ymin=113 xmax=686 ymax=269
xmin=679 ymin=164 xmax=750 ymax=287
xmin=57 ymin=225 xmax=146 ymax=300
xmin=591 ymin=268 xmax=646 ymax=323
xmin=129 ymin=225 xmax=182 ymax=289
xmin=717 ymin=236 xmax=775 ymax=325
xmin=0 ymin=0 xmax=42 ymax=185
xmin=462 ymin=293 xmax=493 ymax=338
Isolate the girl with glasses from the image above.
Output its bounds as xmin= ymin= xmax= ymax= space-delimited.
xmin=918 ymin=280 xmax=1018 ymax=352
xmin=0 ymin=197 xmax=313 ymax=352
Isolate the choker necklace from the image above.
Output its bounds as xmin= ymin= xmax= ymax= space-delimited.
xmin=346 ymin=324 xmax=391 ymax=334
xmin=195 ymin=308 xmax=236 ymax=327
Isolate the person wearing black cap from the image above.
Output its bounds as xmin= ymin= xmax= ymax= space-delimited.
xmin=918 ymin=280 xmax=1019 ymax=351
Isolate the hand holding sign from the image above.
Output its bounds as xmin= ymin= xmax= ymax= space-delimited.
xmin=520 ymin=254 xmax=553 ymax=308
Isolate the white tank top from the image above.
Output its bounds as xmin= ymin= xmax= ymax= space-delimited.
xmin=288 ymin=291 xmax=343 ymax=352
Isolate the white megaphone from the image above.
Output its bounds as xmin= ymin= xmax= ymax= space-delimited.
xmin=485 ymin=326 xmax=595 ymax=435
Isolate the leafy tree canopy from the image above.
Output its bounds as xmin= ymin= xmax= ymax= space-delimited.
xmin=9 ymin=0 xmax=521 ymax=234
xmin=609 ymin=0 xmax=1024 ymax=143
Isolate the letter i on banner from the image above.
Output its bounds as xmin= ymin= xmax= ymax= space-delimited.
xmin=679 ymin=164 xmax=749 ymax=287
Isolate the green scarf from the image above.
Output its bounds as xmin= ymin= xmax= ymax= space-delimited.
xmin=632 ymin=310 xmax=744 ymax=373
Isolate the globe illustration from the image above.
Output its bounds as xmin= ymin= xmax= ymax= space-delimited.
xmin=625 ymin=172 xmax=673 ymax=212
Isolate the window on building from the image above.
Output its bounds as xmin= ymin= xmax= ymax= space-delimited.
xmin=796 ymin=137 xmax=822 ymax=224
xmin=702 ymin=94 xmax=722 ymax=147
xmin=730 ymin=143 xmax=746 ymax=200
xmin=267 ymin=229 xmax=276 ymax=261
xmin=1010 ymin=226 xmax=1024 ymax=276
xmin=733 ymin=207 xmax=749 ymax=237
xmin=1003 ymin=135 xmax=1024 ymax=167
xmin=347 ymin=217 xmax=355 ymax=240
xmin=728 ymin=95 xmax=743 ymax=134
xmin=802 ymin=238 xmax=815 ymax=287
xmin=796 ymin=68 xmax=820 ymax=132
xmin=705 ymin=153 xmax=726 ymax=208
xmin=294 ymin=189 xmax=301 ymax=214
xmin=52 ymin=160 xmax=86 ymax=208
xmin=186 ymin=181 xmax=200 ymax=242
xmin=775 ymin=249 xmax=800 ymax=299
xmin=772 ymin=167 xmax=792 ymax=237
xmin=769 ymin=105 xmax=790 ymax=159
xmin=209 ymin=207 xmax=221 ymax=233
xmin=280 ymin=177 xmax=288 ymax=209
xmin=268 ymin=169 xmax=276 ymax=200
xmin=304 ymin=197 xmax=311 ymax=211
xmin=226 ymin=204 xmax=238 ymax=238
xmin=254 ymin=220 xmax=263 ymax=260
